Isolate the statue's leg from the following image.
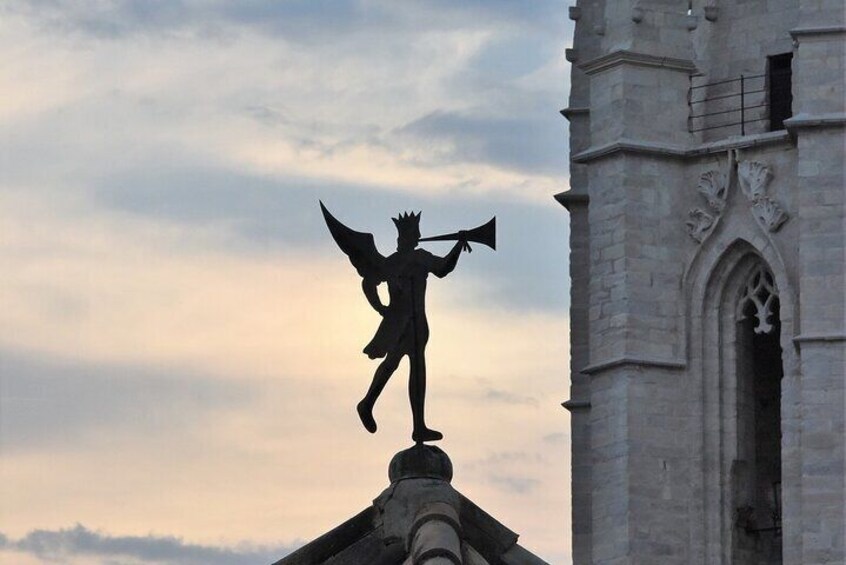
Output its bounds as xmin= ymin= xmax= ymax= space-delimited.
xmin=409 ymin=345 xmax=442 ymax=443
xmin=358 ymin=352 xmax=401 ymax=433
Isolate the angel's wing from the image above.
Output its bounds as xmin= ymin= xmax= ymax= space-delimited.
xmin=320 ymin=201 xmax=386 ymax=280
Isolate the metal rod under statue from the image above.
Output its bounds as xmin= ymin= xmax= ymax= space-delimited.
xmin=320 ymin=202 xmax=496 ymax=444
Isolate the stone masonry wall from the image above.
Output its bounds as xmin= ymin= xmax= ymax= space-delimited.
xmin=562 ymin=0 xmax=845 ymax=563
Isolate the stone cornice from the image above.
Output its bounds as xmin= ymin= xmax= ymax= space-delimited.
xmin=572 ymin=139 xmax=688 ymax=163
xmin=790 ymin=26 xmax=846 ymax=40
xmin=687 ymin=130 xmax=792 ymax=156
xmin=784 ymin=113 xmax=846 ymax=131
xmin=582 ymin=356 xmax=686 ymax=375
xmin=554 ymin=191 xmax=589 ymax=210
xmin=572 ymin=131 xmax=793 ymax=163
xmin=560 ymin=106 xmax=590 ymax=120
xmin=561 ymin=399 xmax=591 ymax=411
xmin=793 ymin=333 xmax=846 ymax=344
xmin=579 ymin=50 xmax=697 ymax=75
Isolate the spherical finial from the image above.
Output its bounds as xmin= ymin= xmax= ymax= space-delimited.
xmin=389 ymin=444 xmax=453 ymax=484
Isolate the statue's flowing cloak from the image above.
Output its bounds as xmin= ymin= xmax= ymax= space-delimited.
xmin=363 ymin=250 xmax=436 ymax=359
xmin=363 ymin=279 xmax=408 ymax=359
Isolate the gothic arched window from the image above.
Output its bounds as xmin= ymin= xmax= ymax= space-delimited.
xmin=733 ymin=263 xmax=783 ymax=564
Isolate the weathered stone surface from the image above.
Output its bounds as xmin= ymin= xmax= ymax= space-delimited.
xmin=274 ymin=447 xmax=549 ymax=564
xmin=389 ymin=444 xmax=453 ymax=484
xmin=561 ymin=0 xmax=844 ymax=563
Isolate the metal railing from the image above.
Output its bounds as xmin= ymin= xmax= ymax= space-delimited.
xmin=688 ymin=73 xmax=772 ymax=135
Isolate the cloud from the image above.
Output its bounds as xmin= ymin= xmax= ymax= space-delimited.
xmin=4 ymin=1 xmax=567 ymax=42
xmin=489 ymin=475 xmax=541 ymax=494
xmin=466 ymin=450 xmax=544 ymax=466
xmin=2 ymin=0 xmax=569 ymax=189
xmin=91 ymin=164 xmax=569 ymax=311
xmin=542 ymin=432 xmax=567 ymax=444
xmin=482 ymin=388 xmax=539 ymax=406
xmin=0 ymin=3 xmax=574 ymax=563
xmin=396 ymin=109 xmax=565 ymax=175
xmin=0 ymin=524 xmax=299 ymax=565
xmin=0 ymin=348 xmax=254 ymax=452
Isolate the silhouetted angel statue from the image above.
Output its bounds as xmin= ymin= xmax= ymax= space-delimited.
xmin=320 ymin=202 xmax=495 ymax=444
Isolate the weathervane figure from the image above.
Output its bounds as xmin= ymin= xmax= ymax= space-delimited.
xmin=320 ymin=202 xmax=495 ymax=443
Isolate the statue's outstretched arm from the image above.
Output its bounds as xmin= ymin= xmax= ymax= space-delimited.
xmin=428 ymin=240 xmax=465 ymax=279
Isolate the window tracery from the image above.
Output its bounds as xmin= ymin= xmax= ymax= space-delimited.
xmin=736 ymin=265 xmax=779 ymax=334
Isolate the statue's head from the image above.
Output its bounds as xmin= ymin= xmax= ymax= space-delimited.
xmin=393 ymin=211 xmax=421 ymax=251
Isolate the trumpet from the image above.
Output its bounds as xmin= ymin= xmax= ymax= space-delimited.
xmin=419 ymin=217 xmax=496 ymax=250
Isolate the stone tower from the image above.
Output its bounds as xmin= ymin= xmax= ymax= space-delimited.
xmin=558 ymin=0 xmax=845 ymax=563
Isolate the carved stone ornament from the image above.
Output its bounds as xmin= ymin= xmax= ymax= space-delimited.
xmin=704 ymin=5 xmax=719 ymax=22
xmin=738 ymin=160 xmax=772 ymax=201
xmin=686 ymin=14 xmax=699 ymax=30
xmin=686 ymin=208 xmax=715 ymax=243
xmin=752 ymin=198 xmax=788 ymax=232
xmin=738 ymin=160 xmax=789 ymax=232
xmin=737 ymin=265 xmax=779 ymax=334
xmin=686 ymin=168 xmax=726 ymax=243
xmin=697 ymin=170 xmax=728 ymax=212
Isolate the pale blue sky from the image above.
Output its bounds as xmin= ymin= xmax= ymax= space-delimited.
xmin=0 ymin=2 xmax=575 ymax=563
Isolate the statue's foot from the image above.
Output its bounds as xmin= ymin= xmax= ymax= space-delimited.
xmin=412 ymin=427 xmax=443 ymax=443
xmin=357 ymin=400 xmax=377 ymax=433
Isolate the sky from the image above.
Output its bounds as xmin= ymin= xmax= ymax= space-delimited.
xmin=0 ymin=1 xmax=575 ymax=564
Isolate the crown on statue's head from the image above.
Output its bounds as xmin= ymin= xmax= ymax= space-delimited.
xmin=392 ymin=211 xmax=421 ymax=237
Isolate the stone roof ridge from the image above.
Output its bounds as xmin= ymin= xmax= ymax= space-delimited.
xmin=272 ymin=445 xmax=550 ymax=565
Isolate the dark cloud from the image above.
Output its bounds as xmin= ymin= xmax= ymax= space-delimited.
xmin=396 ymin=109 xmax=566 ymax=175
xmin=0 ymin=349 xmax=254 ymax=451
xmin=4 ymin=1 xmax=568 ymax=42
xmin=466 ymin=34 xmax=558 ymax=80
xmin=3 ymin=0 xmax=196 ymax=40
xmin=6 ymin=0 xmax=572 ymax=313
xmin=421 ymin=0 xmax=567 ymax=35
xmin=94 ymin=166 xmax=569 ymax=311
xmin=94 ymin=168 xmax=375 ymax=251
xmin=0 ymin=524 xmax=299 ymax=565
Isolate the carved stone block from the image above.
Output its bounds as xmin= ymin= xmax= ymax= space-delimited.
xmin=687 ymin=208 xmax=715 ymax=243
xmin=704 ymin=6 xmax=719 ymax=22
xmin=752 ymin=198 xmax=789 ymax=232
xmin=698 ymin=170 xmax=728 ymax=212
xmin=738 ymin=161 xmax=772 ymax=202
xmin=738 ymin=160 xmax=789 ymax=232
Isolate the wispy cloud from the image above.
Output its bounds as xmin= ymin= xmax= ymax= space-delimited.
xmin=4 ymin=1 xmax=566 ymax=42
xmin=91 ymin=164 xmax=568 ymax=310
xmin=0 ymin=1 xmax=573 ymax=563
xmin=489 ymin=475 xmax=541 ymax=494
xmin=543 ymin=432 xmax=567 ymax=444
xmin=396 ymin=109 xmax=565 ymax=175
xmin=0 ymin=348 xmax=253 ymax=452
xmin=0 ymin=524 xmax=299 ymax=565
xmin=482 ymin=388 xmax=540 ymax=406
